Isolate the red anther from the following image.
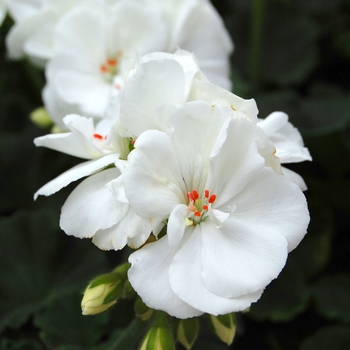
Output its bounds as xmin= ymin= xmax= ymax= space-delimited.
xmin=93 ymin=133 xmax=103 ymax=140
xmin=187 ymin=192 xmax=193 ymax=201
xmin=107 ymin=58 xmax=117 ymax=66
xmin=131 ymin=139 xmax=136 ymax=145
xmin=203 ymin=205 xmax=208 ymax=211
xmin=115 ymin=84 xmax=121 ymax=90
xmin=100 ymin=64 xmax=108 ymax=73
xmin=204 ymin=190 xmax=209 ymax=198
xmin=209 ymin=194 xmax=217 ymax=204
xmin=192 ymin=190 xmax=199 ymax=200
xmin=104 ymin=135 xmax=108 ymax=140
xmin=194 ymin=211 xmax=201 ymax=217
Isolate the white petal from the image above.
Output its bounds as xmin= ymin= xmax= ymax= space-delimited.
xmin=34 ymin=132 xmax=94 ymax=160
xmin=258 ymin=112 xmax=312 ymax=164
xmin=170 ymin=1 xmax=232 ymax=89
xmin=34 ymin=153 xmax=120 ymax=199
xmin=120 ymin=58 xmax=187 ymax=136
xmin=60 ymin=168 xmax=126 ymax=239
xmin=123 ymin=130 xmax=185 ymax=218
xmin=128 ymin=235 xmax=203 ymax=319
xmin=189 ymin=79 xmax=258 ymax=123
xmin=282 ymin=166 xmax=308 ymax=191
xmin=169 ymin=226 xmax=264 ymax=315
xmin=208 ymin=117 xmax=279 ymax=208
xmin=200 ymin=219 xmax=288 ymax=298
xmin=6 ymin=8 xmax=56 ymax=60
xmin=167 ymin=204 xmax=190 ymax=248
xmin=168 ymin=101 xmax=230 ymax=193
xmin=109 ymin=2 xmax=167 ymax=56
xmin=232 ymin=168 xmax=310 ymax=252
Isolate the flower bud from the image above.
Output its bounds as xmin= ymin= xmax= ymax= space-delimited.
xmin=135 ymin=297 xmax=154 ymax=321
xmin=139 ymin=314 xmax=175 ymax=350
xmin=208 ymin=313 xmax=236 ymax=345
xmin=29 ymin=107 xmax=53 ymax=129
xmin=176 ymin=318 xmax=199 ymax=350
xmin=81 ymin=263 xmax=131 ymax=315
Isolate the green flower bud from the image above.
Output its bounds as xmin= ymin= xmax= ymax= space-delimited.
xmin=134 ymin=297 xmax=154 ymax=321
xmin=176 ymin=318 xmax=199 ymax=350
xmin=29 ymin=107 xmax=53 ymax=129
xmin=208 ymin=313 xmax=236 ymax=345
xmin=139 ymin=314 xmax=175 ymax=350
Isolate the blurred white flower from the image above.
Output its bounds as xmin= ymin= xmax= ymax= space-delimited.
xmin=123 ymin=101 xmax=309 ymax=318
xmin=41 ymin=0 xmax=232 ymax=127
xmin=6 ymin=0 xmax=87 ymax=66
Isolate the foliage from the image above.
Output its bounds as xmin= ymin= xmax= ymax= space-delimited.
xmin=1 ymin=0 xmax=350 ymax=349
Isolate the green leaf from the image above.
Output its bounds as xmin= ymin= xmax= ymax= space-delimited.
xmin=0 ymin=209 xmax=109 ymax=332
xmin=290 ymin=198 xmax=334 ymax=279
xmin=34 ymin=292 xmax=108 ymax=349
xmin=300 ymin=325 xmax=350 ymax=350
xmin=1 ymin=338 xmax=44 ymax=350
xmin=312 ymin=273 xmax=350 ymax=322
xmin=298 ymin=96 xmax=350 ymax=136
xmin=248 ymin=259 xmax=309 ymax=322
xmin=259 ymin=6 xmax=320 ymax=86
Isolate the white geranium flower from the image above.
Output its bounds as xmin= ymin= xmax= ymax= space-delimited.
xmin=122 ymin=101 xmax=309 ymax=318
xmin=34 ymin=113 xmax=128 ymax=198
xmin=34 ymin=114 xmax=152 ymax=250
xmin=6 ymin=0 xmax=87 ymax=66
xmin=258 ymin=111 xmax=312 ymax=190
xmin=43 ymin=0 xmax=232 ymax=127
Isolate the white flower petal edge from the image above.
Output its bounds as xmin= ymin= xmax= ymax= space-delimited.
xmin=60 ymin=168 xmax=151 ymax=250
xmin=34 ymin=153 xmax=120 ymax=199
xmin=258 ymin=111 xmax=312 ymax=163
xmin=125 ymin=101 xmax=309 ymax=318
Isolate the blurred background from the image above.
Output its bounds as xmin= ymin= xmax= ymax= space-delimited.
xmin=1 ymin=0 xmax=350 ymax=349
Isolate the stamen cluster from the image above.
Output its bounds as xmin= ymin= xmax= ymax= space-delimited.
xmin=187 ymin=189 xmax=216 ymax=224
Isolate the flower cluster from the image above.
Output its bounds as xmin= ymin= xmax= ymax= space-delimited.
xmin=34 ymin=50 xmax=311 ymax=318
xmin=4 ymin=0 xmax=310 ymax=331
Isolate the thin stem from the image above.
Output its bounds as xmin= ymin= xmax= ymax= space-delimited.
xmin=249 ymin=0 xmax=265 ymax=89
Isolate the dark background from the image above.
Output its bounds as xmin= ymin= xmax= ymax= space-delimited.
xmin=1 ymin=0 xmax=350 ymax=349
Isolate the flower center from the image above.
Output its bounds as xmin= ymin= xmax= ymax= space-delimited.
xmin=186 ymin=189 xmax=217 ymax=225
xmin=99 ymin=51 xmax=123 ymax=85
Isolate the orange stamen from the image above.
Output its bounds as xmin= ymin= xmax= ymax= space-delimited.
xmin=100 ymin=64 xmax=108 ymax=73
xmin=107 ymin=58 xmax=117 ymax=66
xmin=204 ymin=190 xmax=209 ymax=198
xmin=209 ymin=194 xmax=217 ymax=204
xmin=203 ymin=205 xmax=208 ymax=211
xmin=194 ymin=212 xmax=201 ymax=217
xmin=93 ymin=133 xmax=103 ymax=140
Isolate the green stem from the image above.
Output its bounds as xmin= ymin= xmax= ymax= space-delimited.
xmin=250 ymin=0 xmax=265 ymax=89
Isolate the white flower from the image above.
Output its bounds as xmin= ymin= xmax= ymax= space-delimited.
xmin=34 ymin=113 xmax=128 ymax=198
xmin=34 ymin=113 xmax=152 ymax=250
xmin=42 ymin=0 xmax=232 ymax=127
xmin=258 ymin=111 xmax=312 ymax=190
xmin=6 ymin=0 xmax=87 ymax=66
xmin=122 ymin=101 xmax=310 ymax=318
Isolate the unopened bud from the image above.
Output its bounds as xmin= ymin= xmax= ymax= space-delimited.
xmin=29 ymin=107 xmax=53 ymax=129
xmin=176 ymin=318 xmax=199 ymax=350
xmin=208 ymin=313 xmax=236 ymax=345
xmin=81 ymin=263 xmax=131 ymax=315
xmin=135 ymin=297 xmax=154 ymax=321
xmin=139 ymin=314 xmax=175 ymax=350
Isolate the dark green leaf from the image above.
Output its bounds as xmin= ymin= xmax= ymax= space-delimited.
xmin=300 ymin=325 xmax=350 ymax=350
xmin=312 ymin=273 xmax=350 ymax=322
xmin=34 ymin=292 xmax=108 ymax=349
xmin=0 ymin=209 xmax=109 ymax=332
xmin=248 ymin=259 xmax=309 ymax=322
